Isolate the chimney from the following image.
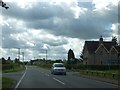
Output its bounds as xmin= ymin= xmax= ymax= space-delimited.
xmin=99 ymin=35 xmax=103 ymax=44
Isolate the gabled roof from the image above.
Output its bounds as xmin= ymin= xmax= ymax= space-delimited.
xmin=95 ymin=43 xmax=109 ymax=53
xmin=109 ymin=46 xmax=119 ymax=53
xmin=103 ymin=42 xmax=115 ymax=51
xmin=84 ymin=41 xmax=99 ymax=53
xmin=84 ymin=41 xmax=117 ymax=53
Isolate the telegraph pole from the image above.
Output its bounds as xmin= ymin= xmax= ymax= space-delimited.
xmin=18 ymin=48 xmax=20 ymax=61
xmin=46 ymin=50 xmax=47 ymax=61
xmin=22 ymin=52 xmax=24 ymax=65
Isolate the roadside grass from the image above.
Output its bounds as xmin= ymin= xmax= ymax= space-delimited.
xmin=67 ymin=69 xmax=81 ymax=72
xmin=2 ymin=64 xmax=26 ymax=73
xmin=80 ymin=70 xmax=119 ymax=80
xmin=32 ymin=63 xmax=119 ymax=81
xmin=2 ymin=77 xmax=15 ymax=89
xmin=2 ymin=64 xmax=25 ymax=89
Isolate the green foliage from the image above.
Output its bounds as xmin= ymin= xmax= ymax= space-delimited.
xmin=14 ymin=58 xmax=20 ymax=63
xmin=2 ymin=63 xmax=25 ymax=73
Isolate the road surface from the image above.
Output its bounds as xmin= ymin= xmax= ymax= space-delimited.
xmin=3 ymin=66 xmax=119 ymax=89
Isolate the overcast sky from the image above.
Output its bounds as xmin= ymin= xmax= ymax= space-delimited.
xmin=0 ymin=0 xmax=119 ymax=61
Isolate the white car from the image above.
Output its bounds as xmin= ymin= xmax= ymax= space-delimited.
xmin=51 ymin=63 xmax=66 ymax=75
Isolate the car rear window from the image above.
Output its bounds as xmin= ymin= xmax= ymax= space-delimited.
xmin=54 ymin=64 xmax=64 ymax=67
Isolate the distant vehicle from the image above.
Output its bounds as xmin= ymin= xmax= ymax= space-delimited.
xmin=51 ymin=63 xmax=66 ymax=75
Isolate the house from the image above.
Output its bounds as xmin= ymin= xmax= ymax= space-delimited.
xmin=82 ymin=36 xmax=120 ymax=65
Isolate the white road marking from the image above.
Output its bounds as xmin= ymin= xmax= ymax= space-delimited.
xmin=53 ymin=78 xmax=65 ymax=85
xmin=14 ymin=66 xmax=27 ymax=89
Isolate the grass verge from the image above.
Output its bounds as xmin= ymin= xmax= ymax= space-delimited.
xmin=80 ymin=70 xmax=119 ymax=80
xmin=2 ymin=65 xmax=26 ymax=73
xmin=2 ymin=77 xmax=15 ymax=89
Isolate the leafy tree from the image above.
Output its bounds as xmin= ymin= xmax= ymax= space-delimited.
xmin=68 ymin=49 xmax=75 ymax=61
xmin=14 ymin=58 xmax=19 ymax=63
xmin=80 ymin=53 xmax=83 ymax=59
xmin=2 ymin=57 xmax=6 ymax=64
xmin=7 ymin=57 xmax=11 ymax=61
xmin=112 ymin=36 xmax=118 ymax=45
xmin=67 ymin=49 xmax=75 ymax=69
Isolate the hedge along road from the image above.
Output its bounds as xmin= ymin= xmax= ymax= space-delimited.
xmin=2 ymin=66 xmax=118 ymax=89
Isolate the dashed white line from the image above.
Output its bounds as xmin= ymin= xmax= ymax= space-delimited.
xmin=14 ymin=66 xmax=27 ymax=89
xmin=53 ymin=78 xmax=65 ymax=85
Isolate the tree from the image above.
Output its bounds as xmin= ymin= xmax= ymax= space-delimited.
xmin=15 ymin=58 xmax=19 ymax=63
xmin=80 ymin=53 xmax=83 ymax=60
xmin=67 ymin=49 xmax=75 ymax=69
xmin=7 ymin=57 xmax=11 ymax=61
xmin=2 ymin=57 xmax=6 ymax=64
xmin=112 ymin=36 xmax=118 ymax=45
xmin=68 ymin=49 xmax=75 ymax=61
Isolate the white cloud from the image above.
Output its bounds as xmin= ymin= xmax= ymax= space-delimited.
xmin=92 ymin=0 xmax=118 ymax=11
xmin=111 ymin=23 xmax=119 ymax=39
xmin=63 ymin=38 xmax=84 ymax=58
xmin=70 ymin=5 xmax=88 ymax=19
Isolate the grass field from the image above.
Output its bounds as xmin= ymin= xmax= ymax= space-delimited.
xmin=2 ymin=77 xmax=15 ymax=89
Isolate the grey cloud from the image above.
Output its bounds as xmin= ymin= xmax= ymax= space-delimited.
xmin=2 ymin=24 xmax=22 ymax=36
xmin=24 ymin=2 xmax=117 ymax=39
xmin=1 ymin=1 xmax=118 ymax=60
xmin=2 ymin=37 xmax=20 ymax=48
xmin=2 ymin=2 xmax=118 ymax=40
xmin=2 ymin=2 xmax=73 ymax=22
xmin=42 ymin=38 xmax=68 ymax=46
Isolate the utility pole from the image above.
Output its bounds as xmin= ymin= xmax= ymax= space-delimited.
xmin=22 ymin=52 xmax=24 ymax=64
xmin=46 ymin=50 xmax=47 ymax=61
xmin=18 ymin=48 xmax=20 ymax=61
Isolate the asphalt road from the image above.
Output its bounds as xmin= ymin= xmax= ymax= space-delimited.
xmin=3 ymin=66 xmax=119 ymax=89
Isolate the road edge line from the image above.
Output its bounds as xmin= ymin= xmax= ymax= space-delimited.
xmin=14 ymin=66 xmax=27 ymax=89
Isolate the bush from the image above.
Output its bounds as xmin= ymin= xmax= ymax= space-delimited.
xmin=2 ymin=63 xmax=21 ymax=70
xmin=65 ymin=63 xmax=119 ymax=70
xmin=2 ymin=64 xmax=14 ymax=70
